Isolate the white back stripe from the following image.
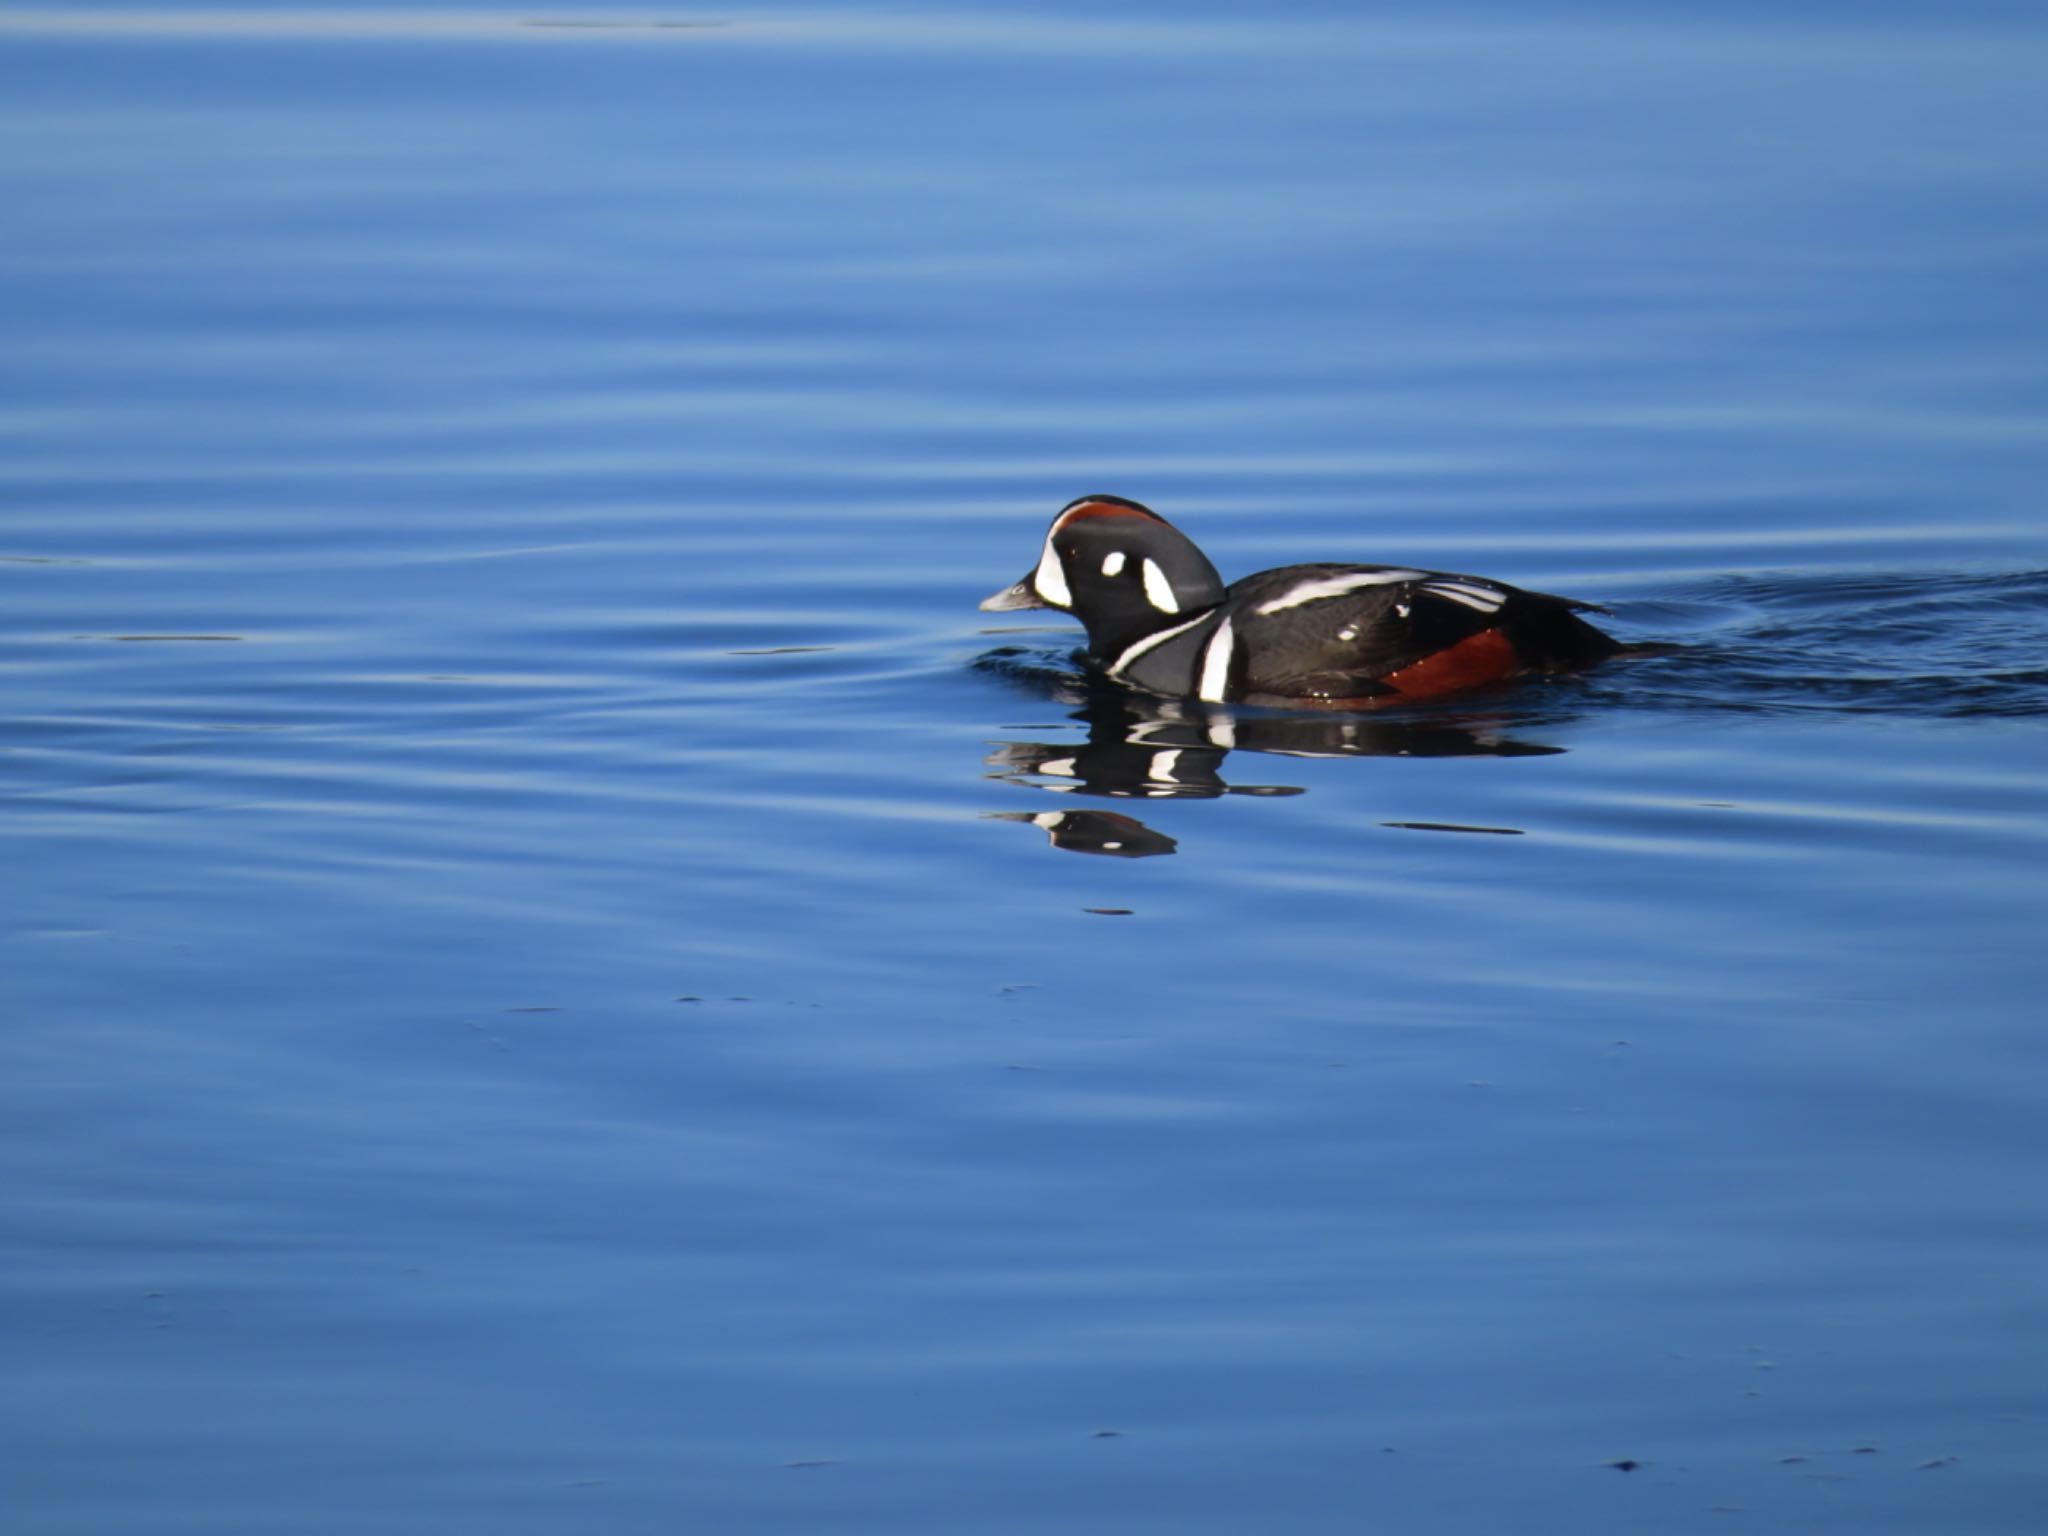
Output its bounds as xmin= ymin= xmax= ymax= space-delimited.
xmin=1198 ymin=617 xmax=1236 ymax=702
xmin=1255 ymin=569 xmax=1425 ymax=614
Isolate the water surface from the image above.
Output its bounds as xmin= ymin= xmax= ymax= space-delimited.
xmin=5 ymin=6 xmax=2048 ymax=1533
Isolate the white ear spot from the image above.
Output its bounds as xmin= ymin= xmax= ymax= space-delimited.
xmin=1033 ymin=536 xmax=1072 ymax=608
xmin=1142 ymin=558 xmax=1179 ymax=613
xmin=1100 ymin=550 xmax=1126 ymax=577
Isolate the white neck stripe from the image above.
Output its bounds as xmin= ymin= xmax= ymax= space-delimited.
xmin=1197 ymin=617 xmax=1236 ymax=703
xmin=1106 ymin=612 xmax=1209 ymax=676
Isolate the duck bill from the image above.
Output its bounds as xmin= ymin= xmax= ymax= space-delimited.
xmin=979 ymin=576 xmax=1047 ymax=612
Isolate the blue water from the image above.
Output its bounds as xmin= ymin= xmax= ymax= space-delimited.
xmin=6 ymin=6 xmax=2048 ymax=1532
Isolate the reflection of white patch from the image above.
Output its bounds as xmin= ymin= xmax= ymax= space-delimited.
xmin=1422 ymin=580 xmax=1505 ymax=613
xmin=1107 ymin=612 xmax=1207 ymax=677
xmin=1101 ymin=550 xmax=1126 ymax=577
xmin=1257 ymin=569 xmax=1423 ymax=614
xmin=1336 ymin=625 xmax=1357 ymax=642
xmin=1142 ymin=558 xmax=1179 ymax=613
xmin=1150 ymin=749 xmax=1182 ymax=784
xmin=1206 ymin=716 xmax=1237 ymax=750
xmin=1101 ymin=841 xmax=1123 ymax=851
xmin=1198 ymin=617 xmax=1235 ymax=703
xmin=1033 ymin=535 xmax=1071 ymax=607
xmin=1037 ymin=756 xmax=1076 ymax=779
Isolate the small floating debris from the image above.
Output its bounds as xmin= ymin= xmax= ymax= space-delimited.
xmin=1083 ymin=907 xmax=1134 ymax=917
xmin=1603 ymin=1458 xmax=1644 ymax=1473
xmin=1917 ymin=1456 xmax=1960 ymax=1470
xmin=784 ymin=1459 xmax=838 ymax=1470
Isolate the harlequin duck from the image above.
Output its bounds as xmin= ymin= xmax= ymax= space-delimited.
xmin=979 ymin=494 xmax=1622 ymax=706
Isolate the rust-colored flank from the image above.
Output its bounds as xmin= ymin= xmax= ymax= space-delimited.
xmin=1381 ymin=626 xmax=1520 ymax=698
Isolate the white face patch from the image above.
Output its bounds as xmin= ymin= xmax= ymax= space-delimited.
xmin=1255 ymin=568 xmax=1425 ymax=615
xmin=1197 ymin=617 xmax=1236 ymax=703
xmin=1100 ymin=550 xmax=1127 ymax=577
xmin=1142 ymin=558 xmax=1179 ymax=613
xmin=1032 ymin=535 xmax=1072 ymax=608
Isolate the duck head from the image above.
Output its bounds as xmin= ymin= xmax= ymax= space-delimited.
xmin=979 ymin=495 xmax=1227 ymax=658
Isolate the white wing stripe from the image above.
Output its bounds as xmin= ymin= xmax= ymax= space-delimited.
xmin=1421 ymin=580 xmax=1505 ymax=612
xmin=1255 ymin=569 xmax=1425 ymax=614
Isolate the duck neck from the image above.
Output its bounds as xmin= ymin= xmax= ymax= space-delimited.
xmin=1081 ymin=599 xmax=1214 ymax=665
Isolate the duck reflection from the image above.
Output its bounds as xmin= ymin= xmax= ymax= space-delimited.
xmin=979 ymin=656 xmax=1565 ymax=856
xmin=984 ymin=809 xmax=1180 ymax=858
